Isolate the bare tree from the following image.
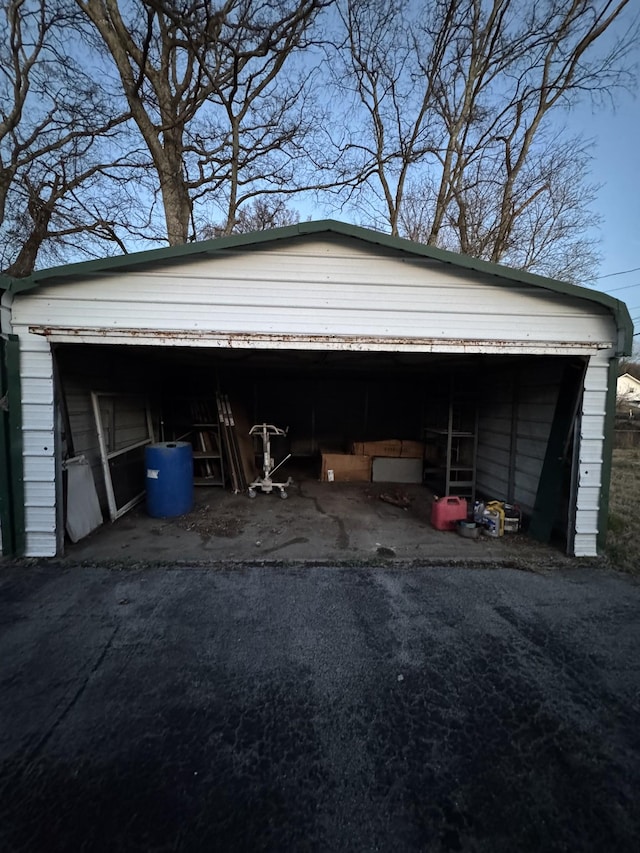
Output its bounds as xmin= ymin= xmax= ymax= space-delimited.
xmin=201 ymin=196 xmax=300 ymax=239
xmin=5 ymin=0 xmax=635 ymax=278
xmin=0 ymin=0 xmax=138 ymax=275
xmin=430 ymin=0 xmax=635 ymax=264
xmin=76 ymin=0 xmax=331 ymax=245
xmin=1 ymin=151 xmax=144 ymax=275
xmin=400 ymin=134 xmax=603 ymax=281
xmin=330 ymin=0 xmax=445 ymax=236
xmin=0 ymin=0 xmax=64 ymax=226
xmin=333 ymin=0 xmax=638 ymax=280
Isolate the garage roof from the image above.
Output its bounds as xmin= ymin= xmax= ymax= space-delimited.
xmin=0 ymin=219 xmax=633 ymax=355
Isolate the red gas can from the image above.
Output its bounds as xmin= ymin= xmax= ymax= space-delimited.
xmin=431 ymin=496 xmax=468 ymax=530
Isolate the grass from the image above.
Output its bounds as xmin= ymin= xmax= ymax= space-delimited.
xmin=606 ymin=449 xmax=640 ymax=573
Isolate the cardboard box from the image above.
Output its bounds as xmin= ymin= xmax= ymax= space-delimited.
xmin=398 ymin=440 xmax=425 ymax=459
xmin=351 ymin=439 xmax=424 ymax=458
xmin=351 ymin=439 xmax=401 ymax=457
xmin=321 ymin=453 xmax=372 ymax=482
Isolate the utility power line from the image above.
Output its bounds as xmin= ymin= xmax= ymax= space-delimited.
xmin=604 ymin=281 xmax=640 ymax=293
xmin=594 ymin=266 xmax=640 ymax=280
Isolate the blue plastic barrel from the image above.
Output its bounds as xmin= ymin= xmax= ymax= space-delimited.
xmin=145 ymin=441 xmax=193 ymax=518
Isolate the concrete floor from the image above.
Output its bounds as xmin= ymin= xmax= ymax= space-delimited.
xmin=66 ymin=475 xmax=568 ymax=566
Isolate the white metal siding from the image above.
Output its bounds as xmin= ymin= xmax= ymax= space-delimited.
xmin=12 ymin=237 xmax=614 ymax=347
xmin=574 ymin=352 xmax=611 ymax=557
xmin=15 ymin=326 xmax=56 ymax=557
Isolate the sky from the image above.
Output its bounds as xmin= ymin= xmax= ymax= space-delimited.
xmin=573 ymin=85 xmax=640 ymax=338
xmin=585 ymin=93 xmax=640 ymax=283
xmin=563 ymin=14 xmax=640 ymax=346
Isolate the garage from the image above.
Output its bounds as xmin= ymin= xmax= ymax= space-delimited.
xmin=0 ymin=221 xmax=632 ymax=559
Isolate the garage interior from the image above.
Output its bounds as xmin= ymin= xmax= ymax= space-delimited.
xmin=52 ymin=342 xmax=586 ymax=562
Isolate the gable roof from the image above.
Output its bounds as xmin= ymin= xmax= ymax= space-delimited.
xmin=0 ymin=219 xmax=633 ymax=355
xmin=618 ymin=373 xmax=640 ymax=389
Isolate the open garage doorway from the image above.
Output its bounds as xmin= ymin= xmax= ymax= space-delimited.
xmin=52 ymin=343 xmax=586 ymax=560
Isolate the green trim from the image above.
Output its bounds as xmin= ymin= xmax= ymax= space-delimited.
xmin=597 ymin=357 xmax=618 ymax=552
xmin=0 ymin=219 xmax=633 ymax=355
xmin=0 ymin=335 xmax=25 ymax=556
xmin=0 ymin=337 xmax=11 ymax=553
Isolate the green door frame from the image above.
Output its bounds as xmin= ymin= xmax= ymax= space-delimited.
xmin=0 ymin=335 xmax=25 ymax=557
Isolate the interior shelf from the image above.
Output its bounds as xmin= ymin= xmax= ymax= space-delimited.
xmin=423 ymin=382 xmax=478 ymax=502
xmin=171 ymin=401 xmax=225 ymax=487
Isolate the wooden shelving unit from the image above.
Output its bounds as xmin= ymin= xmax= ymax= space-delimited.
xmin=190 ymin=400 xmax=225 ymax=487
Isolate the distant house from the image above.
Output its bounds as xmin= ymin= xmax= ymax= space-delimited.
xmin=617 ymin=373 xmax=640 ymax=410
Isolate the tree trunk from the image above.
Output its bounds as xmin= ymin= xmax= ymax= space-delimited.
xmin=158 ymin=160 xmax=192 ymax=246
xmin=4 ymin=200 xmax=53 ymax=277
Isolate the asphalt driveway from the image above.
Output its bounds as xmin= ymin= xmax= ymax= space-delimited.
xmin=0 ymin=563 xmax=639 ymax=852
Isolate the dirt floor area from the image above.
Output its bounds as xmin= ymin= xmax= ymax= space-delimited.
xmin=65 ymin=473 xmax=570 ymax=567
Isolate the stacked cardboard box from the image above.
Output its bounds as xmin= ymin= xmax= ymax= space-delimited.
xmin=321 ymin=439 xmax=425 ymax=482
xmin=350 ymin=439 xmax=425 ymax=459
xmin=320 ymin=453 xmax=372 ymax=482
